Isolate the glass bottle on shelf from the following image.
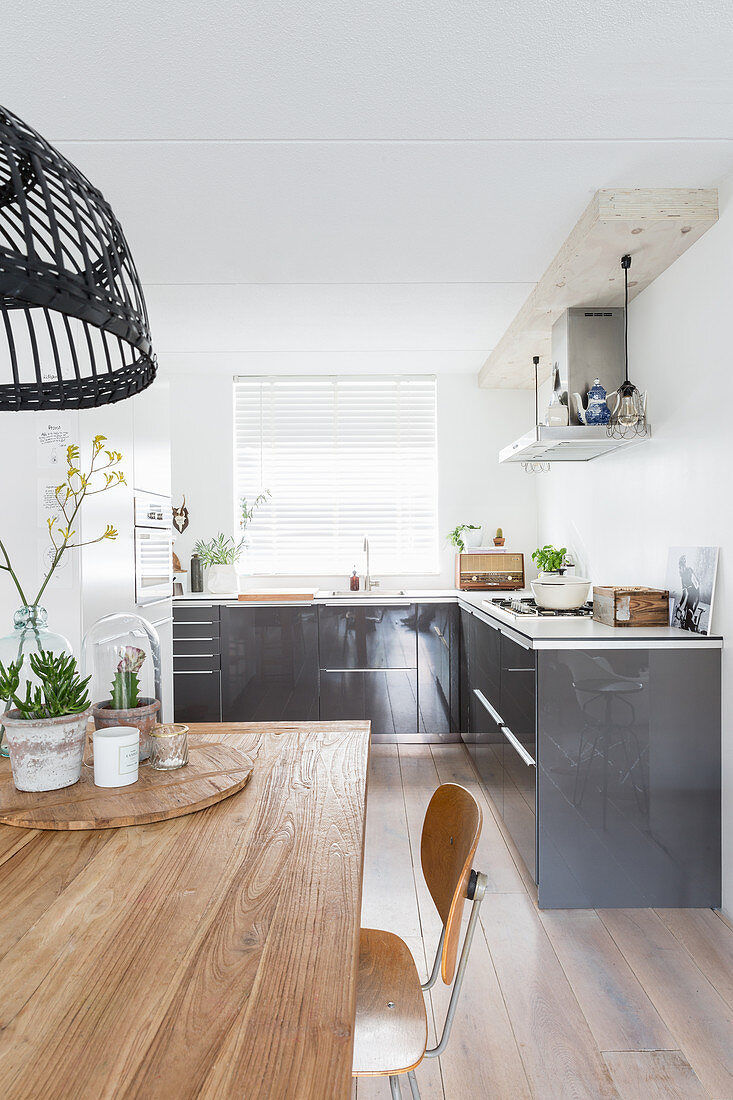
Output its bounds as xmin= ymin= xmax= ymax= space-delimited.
xmin=0 ymin=606 xmax=73 ymax=757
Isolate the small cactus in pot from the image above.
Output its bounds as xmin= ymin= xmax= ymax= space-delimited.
xmin=92 ymin=645 xmax=159 ymax=761
xmin=493 ymin=527 xmax=506 ymax=547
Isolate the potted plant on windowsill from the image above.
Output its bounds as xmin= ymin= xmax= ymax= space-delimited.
xmin=91 ymin=645 xmax=159 ymax=761
xmin=0 ymin=650 xmax=91 ymax=792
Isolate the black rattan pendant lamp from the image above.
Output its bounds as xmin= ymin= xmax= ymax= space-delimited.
xmin=0 ymin=104 xmax=156 ymax=411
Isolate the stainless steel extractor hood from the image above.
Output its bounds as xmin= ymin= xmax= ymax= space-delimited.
xmin=499 ymin=308 xmax=651 ymax=464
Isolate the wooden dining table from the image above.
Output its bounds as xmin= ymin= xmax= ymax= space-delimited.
xmin=0 ymin=721 xmax=371 ymax=1099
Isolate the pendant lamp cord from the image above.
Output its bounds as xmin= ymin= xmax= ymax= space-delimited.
xmin=533 ymin=355 xmax=540 ymax=426
xmin=621 ymin=254 xmax=631 ymax=385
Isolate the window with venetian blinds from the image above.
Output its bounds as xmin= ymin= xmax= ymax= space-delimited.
xmin=233 ymin=376 xmax=439 ymax=575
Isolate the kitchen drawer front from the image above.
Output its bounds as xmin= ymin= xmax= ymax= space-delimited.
xmin=173 ymin=670 xmax=221 ymax=722
xmin=173 ymin=605 xmax=221 ymax=623
xmin=173 ymin=620 xmax=221 ymax=642
xmin=173 ymin=653 xmax=221 ymax=673
xmin=318 ymin=604 xmax=417 ymax=670
xmin=173 ymin=637 xmax=221 ymax=657
xmin=319 ymin=669 xmax=418 ymax=735
xmin=500 ymin=632 xmax=537 ymax=757
xmin=471 ymin=614 xmax=502 ymax=714
xmin=459 ymin=608 xmax=472 ymax=742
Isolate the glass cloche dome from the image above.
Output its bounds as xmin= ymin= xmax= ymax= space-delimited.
xmin=81 ymin=613 xmax=162 ymax=761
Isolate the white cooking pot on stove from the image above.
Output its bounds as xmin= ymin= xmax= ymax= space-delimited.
xmin=530 ymin=574 xmax=591 ymax=610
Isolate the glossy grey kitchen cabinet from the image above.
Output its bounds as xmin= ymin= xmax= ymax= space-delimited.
xmin=318 ymin=603 xmax=419 ymax=735
xmin=537 ymin=645 xmax=721 ymax=908
xmin=221 ymin=605 xmax=319 ymax=722
xmin=459 ymin=610 xmax=536 ymax=880
xmin=173 ymin=604 xmax=222 ymax=722
xmin=417 ymin=603 xmax=459 ymax=739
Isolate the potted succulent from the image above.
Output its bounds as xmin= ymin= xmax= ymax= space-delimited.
xmin=0 ymin=650 xmax=91 ymax=792
xmin=493 ymin=527 xmax=505 ymax=547
xmin=91 ymin=645 xmax=159 ymax=761
xmin=446 ymin=524 xmax=482 ymax=553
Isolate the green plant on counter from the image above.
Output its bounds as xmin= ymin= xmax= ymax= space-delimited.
xmin=0 ymin=650 xmax=90 ymax=720
xmin=0 ymin=435 xmax=124 ymax=609
xmin=194 ymin=533 xmax=247 ymax=567
xmin=240 ymin=489 xmax=271 ymax=533
xmin=446 ymin=524 xmax=481 ymax=553
xmin=531 ymin=544 xmax=567 ymax=573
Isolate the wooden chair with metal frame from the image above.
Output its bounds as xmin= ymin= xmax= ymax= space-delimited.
xmin=352 ymin=782 xmax=487 ymax=1099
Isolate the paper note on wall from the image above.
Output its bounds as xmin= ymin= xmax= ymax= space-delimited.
xmin=36 ymin=421 xmax=72 ymax=468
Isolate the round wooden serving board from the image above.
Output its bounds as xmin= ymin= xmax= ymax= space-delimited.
xmin=0 ymin=742 xmax=254 ymax=830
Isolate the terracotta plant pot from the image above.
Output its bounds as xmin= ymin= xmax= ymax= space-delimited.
xmin=493 ymin=537 xmax=506 ymax=546
xmin=91 ymin=697 xmax=161 ymax=761
xmin=2 ymin=708 xmax=90 ymax=792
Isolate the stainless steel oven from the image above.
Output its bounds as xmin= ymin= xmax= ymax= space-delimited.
xmin=134 ymin=490 xmax=173 ymax=606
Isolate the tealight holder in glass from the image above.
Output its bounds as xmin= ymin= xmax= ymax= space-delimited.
xmin=150 ymin=724 xmax=189 ymax=770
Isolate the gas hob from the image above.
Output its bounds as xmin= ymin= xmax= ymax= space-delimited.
xmin=489 ymin=596 xmax=593 ymax=619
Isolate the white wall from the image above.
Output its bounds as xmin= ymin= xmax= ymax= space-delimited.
xmin=536 ymin=175 xmax=733 ymax=918
xmin=166 ymin=370 xmax=538 ymax=590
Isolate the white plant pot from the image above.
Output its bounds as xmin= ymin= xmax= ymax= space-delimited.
xmin=2 ymin=708 xmax=91 ymax=792
xmin=464 ymin=528 xmax=483 ymax=549
xmin=531 ymin=576 xmax=591 ymax=610
xmin=207 ymin=564 xmax=239 ymax=594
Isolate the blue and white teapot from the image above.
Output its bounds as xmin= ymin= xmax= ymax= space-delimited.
xmin=572 ymin=378 xmax=610 ymax=425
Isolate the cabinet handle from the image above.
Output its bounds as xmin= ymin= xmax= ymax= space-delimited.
xmin=173 ymin=670 xmax=218 ymax=676
xmin=505 ymin=667 xmax=535 ymax=673
xmin=501 ymin=631 xmax=531 ymax=650
xmin=473 ymin=688 xmax=504 ymax=727
xmin=501 ymin=724 xmax=536 ymax=767
xmin=322 ymin=667 xmax=415 ymax=673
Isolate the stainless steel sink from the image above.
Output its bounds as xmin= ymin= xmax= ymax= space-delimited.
xmin=319 ymin=589 xmax=407 ymax=598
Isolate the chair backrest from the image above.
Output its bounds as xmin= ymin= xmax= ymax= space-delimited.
xmin=420 ymin=783 xmax=482 ymax=984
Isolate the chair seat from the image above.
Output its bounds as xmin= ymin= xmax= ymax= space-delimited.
xmin=352 ymin=928 xmax=428 ymax=1077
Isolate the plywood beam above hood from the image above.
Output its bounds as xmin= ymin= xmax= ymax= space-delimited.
xmin=478 ymin=188 xmax=718 ymax=389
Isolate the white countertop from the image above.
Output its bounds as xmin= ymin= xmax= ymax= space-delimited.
xmin=173 ymin=589 xmax=722 ymax=650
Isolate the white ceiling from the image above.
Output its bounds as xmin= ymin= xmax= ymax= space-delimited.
xmin=3 ymin=0 xmax=733 ymax=377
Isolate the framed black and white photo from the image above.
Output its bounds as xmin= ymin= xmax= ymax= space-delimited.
xmin=665 ymin=546 xmax=719 ymax=635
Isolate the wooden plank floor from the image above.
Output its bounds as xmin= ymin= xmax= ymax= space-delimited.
xmin=355 ymin=744 xmax=733 ymax=1099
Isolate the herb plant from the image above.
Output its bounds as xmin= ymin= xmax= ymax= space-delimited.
xmin=0 ymin=650 xmax=90 ymax=720
xmin=531 ymin=544 xmax=567 ymax=573
xmin=110 ymin=646 xmax=146 ymax=709
xmin=446 ymin=524 xmax=482 ymax=553
xmin=194 ymin=533 xmax=247 ymax=567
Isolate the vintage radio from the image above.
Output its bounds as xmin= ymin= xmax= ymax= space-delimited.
xmin=455 ymin=551 xmax=524 ymax=591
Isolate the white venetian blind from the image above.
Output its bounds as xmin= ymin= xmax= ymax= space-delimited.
xmin=234 ymin=376 xmax=438 ymax=575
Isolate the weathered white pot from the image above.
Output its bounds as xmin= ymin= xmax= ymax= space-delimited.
xmin=464 ymin=528 xmax=483 ymax=549
xmin=207 ymin=564 xmax=239 ymax=594
xmin=2 ymin=708 xmax=90 ymax=792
